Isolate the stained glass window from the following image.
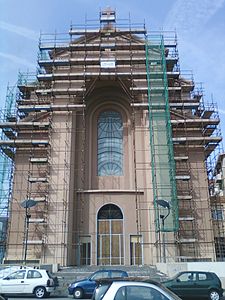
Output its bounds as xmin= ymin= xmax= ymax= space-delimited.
xmin=97 ymin=111 xmax=123 ymax=176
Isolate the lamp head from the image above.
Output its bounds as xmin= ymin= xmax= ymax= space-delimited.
xmin=156 ymin=199 xmax=170 ymax=209
xmin=20 ymin=199 xmax=38 ymax=209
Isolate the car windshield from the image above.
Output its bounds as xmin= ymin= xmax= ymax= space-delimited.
xmin=157 ymin=284 xmax=181 ymax=300
xmin=0 ymin=267 xmax=20 ymax=278
xmin=93 ymin=283 xmax=111 ymax=300
xmin=6 ymin=270 xmax=26 ymax=280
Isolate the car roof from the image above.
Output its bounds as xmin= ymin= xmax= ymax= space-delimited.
xmin=95 ymin=269 xmax=127 ymax=272
xmin=178 ymin=271 xmax=215 ymax=275
xmin=96 ymin=277 xmax=161 ymax=286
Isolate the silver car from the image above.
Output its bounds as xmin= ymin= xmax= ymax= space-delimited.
xmin=93 ymin=278 xmax=182 ymax=300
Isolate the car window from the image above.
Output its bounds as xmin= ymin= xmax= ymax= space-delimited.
xmin=111 ymin=271 xmax=125 ymax=278
xmin=92 ymin=271 xmax=109 ymax=280
xmin=27 ymin=270 xmax=42 ymax=279
xmin=6 ymin=270 xmax=26 ymax=280
xmin=198 ymin=273 xmax=209 ymax=281
xmin=114 ymin=286 xmax=170 ymax=300
xmin=177 ymin=272 xmax=197 ymax=282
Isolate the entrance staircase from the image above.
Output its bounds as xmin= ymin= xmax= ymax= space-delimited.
xmin=53 ymin=265 xmax=168 ymax=297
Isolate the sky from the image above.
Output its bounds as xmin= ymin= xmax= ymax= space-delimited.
xmin=0 ymin=0 xmax=225 ymax=147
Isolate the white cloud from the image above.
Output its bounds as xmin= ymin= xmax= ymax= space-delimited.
xmin=164 ymin=0 xmax=225 ymax=34
xmin=0 ymin=20 xmax=38 ymax=41
xmin=0 ymin=52 xmax=36 ymax=68
xmin=218 ymin=109 xmax=225 ymax=116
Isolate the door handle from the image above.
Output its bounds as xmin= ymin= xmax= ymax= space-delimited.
xmin=21 ymin=281 xmax=24 ymax=283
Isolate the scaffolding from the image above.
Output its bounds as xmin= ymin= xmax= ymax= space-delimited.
xmin=0 ymin=85 xmax=16 ymax=262
xmin=0 ymin=8 xmax=223 ymax=266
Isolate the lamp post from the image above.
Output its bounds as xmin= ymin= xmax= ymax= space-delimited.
xmin=156 ymin=199 xmax=171 ymax=263
xmin=20 ymin=199 xmax=38 ymax=264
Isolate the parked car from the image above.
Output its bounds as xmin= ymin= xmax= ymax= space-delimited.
xmin=68 ymin=269 xmax=128 ymax=299
xmin=0 ymin=266 xmax=58 ymax=299
xmin=93 ymin=277 xmax=182 ymax=300
xmin=163 ymin=271 xmax=223 ymax=300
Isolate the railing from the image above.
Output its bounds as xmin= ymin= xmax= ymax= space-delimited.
xmin=17 ymin=71 xmax=38 ymax=87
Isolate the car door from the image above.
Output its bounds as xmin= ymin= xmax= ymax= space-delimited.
xmin=22 ymin=269 xmax=44 ymax=293
xmin=87 ymin=271 xmax=109 ymax=295
xmin=195 ymin=272 xmax=212 ymax=298
xmin=0 ymin=270 xmax=27 ymax=294
xmin=169 ymin=272 xmax=197 ymax=298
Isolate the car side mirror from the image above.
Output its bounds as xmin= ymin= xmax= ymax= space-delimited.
xmin=176 ymin=278 xmax=180 ymax=282
xmin=4 ymin=277 xmax=10 ymax=280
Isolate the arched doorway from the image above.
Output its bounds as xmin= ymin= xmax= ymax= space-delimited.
xmin=97 ymin=204 xmax=124 ymax=265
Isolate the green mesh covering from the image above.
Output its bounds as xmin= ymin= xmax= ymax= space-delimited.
xmin=145 ymin=35 xmax=178 ymax=232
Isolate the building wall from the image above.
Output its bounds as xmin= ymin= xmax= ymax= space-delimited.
xmin=67 ymin=83 xmax=162 ymax=265
xmin=189 ymin=150 xmax=215 ymax=259
xmin=5 ymin=75 xmax=216 ymax=266
xmin=6 ymin=152 xmax=31 ymax=261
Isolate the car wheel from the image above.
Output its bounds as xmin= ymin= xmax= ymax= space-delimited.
xmin=73 ymin=288 xmax=84 ymax=299
xmin=34 ymin=286 xmax=47 ymax=299
xmin=209 ymin=289 xmax=220 ymax=300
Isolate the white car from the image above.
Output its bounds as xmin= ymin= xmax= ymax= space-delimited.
xmin=93 ymin=278 xmax=182 ymax=300
xmin=0 ymin=267 xmax=58 ymax=298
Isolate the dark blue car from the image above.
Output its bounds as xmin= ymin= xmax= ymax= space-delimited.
xmin=68 ymin=269 xmax=128 ymax=298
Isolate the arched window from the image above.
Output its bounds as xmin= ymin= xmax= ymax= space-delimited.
xmin=97 ymin=204 xmax=124 ymax=265
xmin=97 ymin=111 xmax=123 ymax=176
xmin=98 ymin=204 xmax=123 ymax=219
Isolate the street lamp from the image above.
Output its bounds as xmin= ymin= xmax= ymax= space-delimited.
xmin=20 ymin=199 xmax=38 ymax=264
xmin=156 ymin=199 xmax=171 ymax=263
